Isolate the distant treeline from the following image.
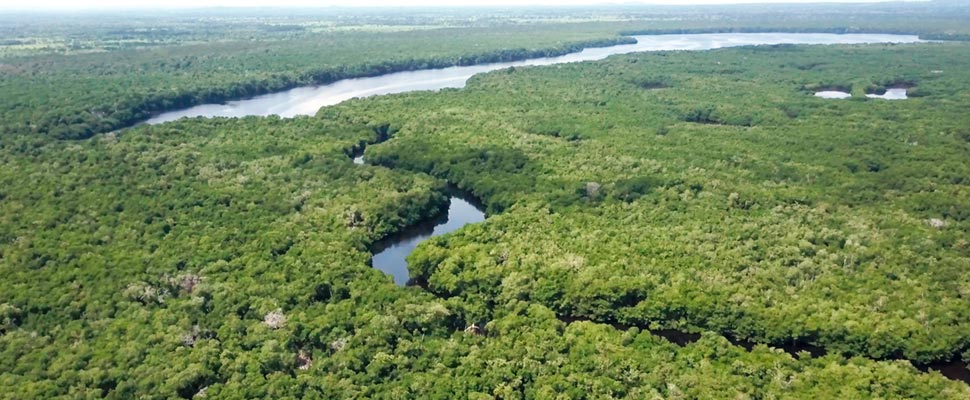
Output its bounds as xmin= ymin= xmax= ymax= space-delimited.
xmin=0 ymin=33 xmax=632 ymax=140
xmin=2 ymin=22 xmax=970 ymax=398
xmin=620 ymin=26 xmax=970 ymax=41
xmin=344 ymin=41 xmax=970 ymax=367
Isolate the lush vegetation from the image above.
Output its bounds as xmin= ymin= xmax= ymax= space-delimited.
xmin=346 ymin=42 xmax=970 ymax=366
xmin=2 ymin=105 xmax=968 ymax=399
xmin=2 ymin=2 xmax=970 ymax=140
xmin=3 ymin=3 xmax=970 ymax=398
xmin=0 ymin=23 xmax=633 ymax=140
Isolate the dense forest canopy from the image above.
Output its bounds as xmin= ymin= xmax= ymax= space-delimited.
xmin=1 ymin=2 xmax=970 ymax=140
xmin=2 ymin=2 xmax=970 ymax=399
xmin=346 ymin=42 xmax=970 ymax=363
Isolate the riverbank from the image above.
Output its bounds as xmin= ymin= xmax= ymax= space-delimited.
xmin=144 ymin=33 xmax=921 ymax=125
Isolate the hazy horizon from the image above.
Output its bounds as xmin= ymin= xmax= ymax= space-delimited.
xmin=0 ymin=0 xmax=928 ymax=12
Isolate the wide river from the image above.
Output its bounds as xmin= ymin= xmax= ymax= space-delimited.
xmin=143 ymin=32 xmax=968 ymax=383
xmin=146 ymin=31 xmax=924 ymax=287
xmin=146 ymin=33 xmax=921 ymax=124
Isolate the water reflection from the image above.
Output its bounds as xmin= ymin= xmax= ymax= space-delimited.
xmin=146 ymin=33 xmax=921 ymax=124
xmin=370 ymin=190 xmax=486 ymax=286
xmin=815 ymin=91 xmax=852 ymax=99
xmin=866 ymin=88 xmax=909 ymax=100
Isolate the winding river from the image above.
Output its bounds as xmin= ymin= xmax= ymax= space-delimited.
xmin=140 ymin=32 xmax=967 ymax=383
xmin=147 ymin=32 xmax=921 ymax=285
xmin=369 ymin=188 xmax=485 ymax=286
xmin=145 ymin=33 xmax=921 ymax=124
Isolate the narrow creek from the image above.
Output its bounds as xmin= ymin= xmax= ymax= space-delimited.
xmin=351 ymin=147 xmax=486 ymax=286
xmin=558 ymin=316 xmax=970 ymax=384
xmin=350 ymin=145 xmax=969 ymax=385
xmin=369 ymin=187 xmax=485 ymax=286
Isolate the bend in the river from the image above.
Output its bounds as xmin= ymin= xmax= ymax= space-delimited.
xmin=146 ymin=33 xmax=922 ymax=124
xmin=154 ymin=31 xmax=966 ymax=384
xmin=368 ymin=187 xmax=485 ymax=286
xmin=346 ymin=131 xmax=969 ymax=386
xmin=350 ymin=141 xmax=487 ymax=287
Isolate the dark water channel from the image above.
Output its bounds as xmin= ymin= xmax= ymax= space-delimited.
xmin=350 ymin=145 xmax=969 ymax=385
xmin=558 ymin=316 xmax=970 ymax=384
xmin=351 ymin=146 xmax=485 ymax=286
xmin=368 ymin=185 xmax=485 ymax=286
xmin=324 ymin=31 xmax=963 ymax=383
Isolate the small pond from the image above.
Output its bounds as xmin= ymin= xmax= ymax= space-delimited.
xmin=815 ymin=90 xmax=852 ymax=99
xmin=866 ymin=88 xmax=909 ymax=100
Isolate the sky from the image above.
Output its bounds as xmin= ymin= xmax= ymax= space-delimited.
xmin=2 ymin=0 xmax=914 ymax=11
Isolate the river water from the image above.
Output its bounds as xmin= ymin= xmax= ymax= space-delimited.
xmin=369 ymin=189 xmax=485 ymax=286
xmin=867 ymin=88 xmax=909 ymax=99
xmin=815 ymin=90 xmax=852 ymax=99
xmin=816 ymin=88 xmax=910 ymax=99
xmin=145 ymin=33 xmax=921 ymax=124
xmin=142 ymin=32 xmax=966 ymax=382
